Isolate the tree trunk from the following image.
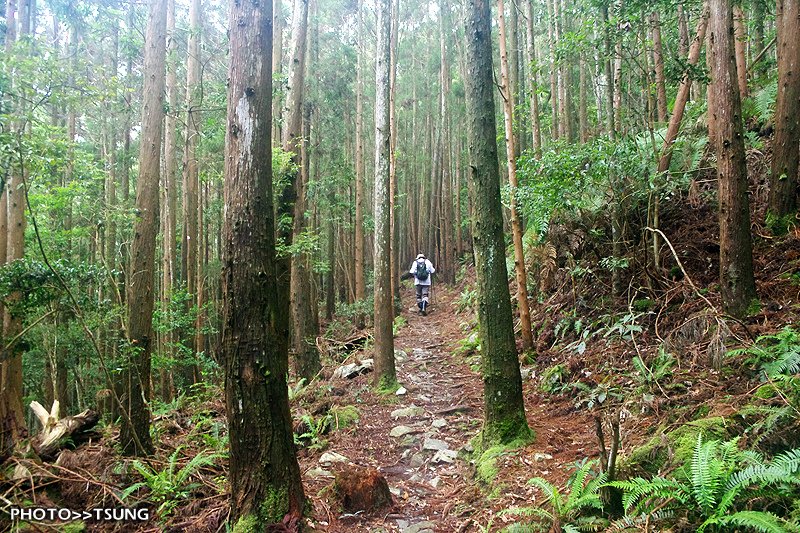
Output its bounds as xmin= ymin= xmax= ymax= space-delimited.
xmin=525 ymin=0 xmax=542 ymax=154
xmin=181 ymin=0 xmax=202 ymax=388
xmin=223 ymin=0 xmax=305 ymax=524
xmin=497 ymin=0 xmax=534 ymax=352
xmin=579 ymin=52 xmax=588 ymax=142
xmin=273 ymin=0 xmax=283 ymax=144
xmin=657 ymin=3 xmax=711 ymax=174
xmin=651 ymin=11 xmax=668 ymax=123
xmin=601 ymin=2 xmax=615 ymax=138
xmin=464 ymin=0 xmax=531 ymax=447
xmin=354 ymin=0 xmax=366 ymax=327
xmin=733 ymin=5 xmax=748 ymax=98
xmin=767 ymin=0 xmax=800 ymax=222
xmin=546 ymin=0 xmax=559 ymax=139
xmin=121 ymin=0 xmax=167 ymax=456
xmin=709 ymin=0 xmax=757 ymax=318
xmin=390 ymin=0 xmax=401 ymax=306
xmin=373 ymin=0 xmax=396 ymax=390
xmin=161 ymin=0 xmax=178 ymax=402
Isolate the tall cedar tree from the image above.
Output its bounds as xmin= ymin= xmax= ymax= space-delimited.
xmin=121 ymin=0 xmax=167 ymax=456
xmin=0 ymin=0 xmax=27 ymax=460
xmin=222 ymin=0 xmax=305 ymax=523
xmin=373 ymin=0 xmax=396 ymax=389
xmin=463 ymin=0 xmax=531 ymax=446
xmin=283 ymin=0 xmax=319 ymax=381
xmin=768 ymin=0 xmax=800 ymax=221
xmin=709 ymin=0 xmax=757 ymax=317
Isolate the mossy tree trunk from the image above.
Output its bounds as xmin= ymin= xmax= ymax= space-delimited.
xmin=464 ymin=0 xmax=531 ymax=447
xmin=222 ymin=0 xmax=305 ymax=523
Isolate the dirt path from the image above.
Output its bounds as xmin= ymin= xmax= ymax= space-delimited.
xmin=301 ymin=285 xmax=597 ymax=532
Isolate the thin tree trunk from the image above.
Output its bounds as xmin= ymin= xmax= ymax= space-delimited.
xmin=768 ymin=0 xmax=800 ymax=220
xmin=389 ymin=0 xmax=401 ymax=306
xmin=354 ymin=0 xmax=366 ymax=327
xmin=709 ymin=0 xmax=757 ymax=318
xmin=651 ymin=11 xmax=668 ymax=123
xmin=373 ymin=0 xmax=396 ymax=389
xmin=498 ymin=0 xmax=534 ymax=352
xmin=601 ymin=2 xmax=615 ymax=138
xmin=657 ymin=3 xmax=711 ymax=173
xmin=579 ymin=52 xmax=588 ymax=142
xmin=546 ymin=0 xmax=559 ymax=139
xmin=525 ymin=0 xmax=542 ymax=154
xmin=273 ymin=0 xmax=283 ymax=144
xmin=161 ymin=0 xmax=178 ymax=401
xmin=121 ymin=0 xmax=167 ymax=456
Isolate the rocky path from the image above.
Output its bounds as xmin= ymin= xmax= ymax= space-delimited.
xmin=301 ymin=284 xmax=597 ymax=532
xmin=302 ymin=286 xmax=487 ymax=532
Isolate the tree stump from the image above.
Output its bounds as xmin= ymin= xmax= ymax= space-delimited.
xmin=333 ymin=466 xmax=392 ymax=514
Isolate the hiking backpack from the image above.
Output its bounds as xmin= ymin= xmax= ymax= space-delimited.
xmin=415 ymin=259 xmax=429 ymax=281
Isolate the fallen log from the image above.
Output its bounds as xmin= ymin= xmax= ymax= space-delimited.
xmin=30 ymin=401 xmax=101 ymax=460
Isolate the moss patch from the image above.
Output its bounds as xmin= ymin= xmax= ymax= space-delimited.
xmin=329 ymin=405 xmax=360 ymax=429
xmin=619 ymin=416 xmax=729 ymax=478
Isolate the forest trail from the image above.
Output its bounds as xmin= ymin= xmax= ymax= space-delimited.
xmin=302 ymin=283 xmax=598 ymax=532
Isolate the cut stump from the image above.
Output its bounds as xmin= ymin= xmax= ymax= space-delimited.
xmin=333 ymin=465 xmax=392 ymax=514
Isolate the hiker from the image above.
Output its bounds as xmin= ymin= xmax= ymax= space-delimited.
xmin=408 ymin=253 xmax=435 ymax=316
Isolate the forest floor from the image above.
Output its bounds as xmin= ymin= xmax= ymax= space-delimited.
xmin=299 ymin=284 xmax=598 ymax=532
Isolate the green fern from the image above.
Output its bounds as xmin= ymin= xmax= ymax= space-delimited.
xmin=120 ymin=446 xmax=222 ymax=518
xmin=503 ymin=461 xmax=607 ymax=532
xmin=611 ymin=436 xmax=800 ymax=532
xmin=729 ymin=327 xmax=800 ymax=380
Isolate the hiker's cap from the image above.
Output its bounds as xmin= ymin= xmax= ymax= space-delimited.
xmin=417 ymin=253 xmax=425 ymax=259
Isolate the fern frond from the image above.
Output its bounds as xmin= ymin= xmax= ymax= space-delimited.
xmin=691 ymin=436 xmax=723 ymax=515
xmin=711 ymin=510 xmax=791 ymax=533
xmin=528 ymin=477 xmax=562 ymax=507
xmin=175 ymin=451 xmax=221 ymax=486
xmin=610 ymin=477 xmax=687 ymax=512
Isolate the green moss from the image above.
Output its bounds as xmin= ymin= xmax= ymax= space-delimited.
xmin=746 ymin=298 xmax=762 ymax=316
xmin=632 ymin=298 xmax=655 ymax=312
xmin=62 ymin=523 xmax=86 ymax=533
xmin=475 ymin=445 xmax=505 ymax=484
xmin=232 ymin=515 xmax=259 ymax=533
xmin=258 ymin=487 xmax=290 ymax=524
xmin=754 ymin=384 xmax=778 ymax=400
xmin=375 ymin=375 xmax=399 ymax=395
xmin=620 ymin=416 xmax=729 ymax=478
xmin=478 ymin=417 xmax=535 ymax=451
xmin=329 ymin=405 xmax=360 ymax=429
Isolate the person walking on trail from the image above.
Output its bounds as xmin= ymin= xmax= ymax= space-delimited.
xmin=409 ymin=253 xmax=435 ymax=316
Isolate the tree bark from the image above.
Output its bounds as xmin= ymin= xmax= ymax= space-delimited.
xmin=181 ymin=0 xmax=202 ymax=387
xmin=352 ymin=0 xmax=367 ymax=329
xmin=497 ymin=0 xmax=534 ymax=352
xmin=657 ymin=3 xmax=710 ymax=174
xmin=121 ymin=0 xmax=167 ymax=456
xmin=733 ymin=5 xmax=748 ymax=99
xmin=768 ymin=0 xmax=800 ymax=221
xmin=373 ymin=0 xmax=396 ymax=390
xmin=273 ymin=0 xmax=283 ymax=144
xmin=651 ymin=11 xmax=668 ymax=123
xmin=709 ymin=0 xmax=757 ymax=318
xmin=223 ymin=0 xmax=305 ymax=523
xmin=161 ymin=0 xmax=178 ymax=402
xmin=525 ymin=0 xmax=542 ymax=154
xmin=464 ymin=0 xmax=531 ymax=447
xmin=282 ymin=0 xmax=318 ymax=381
xmin=601 ymin=2 xmax=615 ymax=138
